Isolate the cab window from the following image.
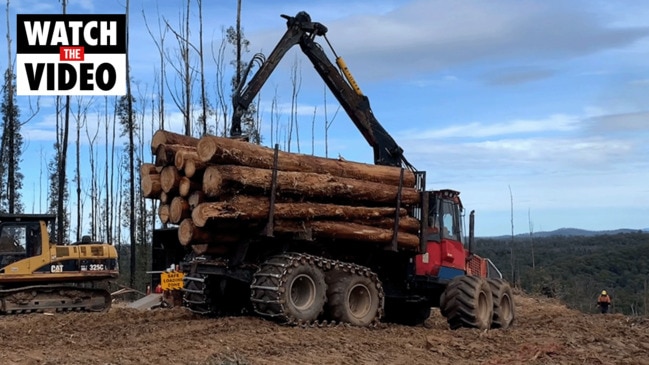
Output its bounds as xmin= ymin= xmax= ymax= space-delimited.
xmin=0 ymin=224 xmax=27 ymax=267
xmin=440 ymin=200 xmax=460 ymax=241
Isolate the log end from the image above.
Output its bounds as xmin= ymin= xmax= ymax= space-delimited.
xmin=202 ymin=166 xmax=223 ymax=198
xmin=197 ymin=136 xmax=218 ymax=163
xmin=178 ymin=218 xmax=194 ymax=246
xmin=160 ymin=166 xmax=181 ymax=193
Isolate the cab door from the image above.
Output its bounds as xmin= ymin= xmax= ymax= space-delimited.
xmin=415 ymin=196 xmax=467 ymax=279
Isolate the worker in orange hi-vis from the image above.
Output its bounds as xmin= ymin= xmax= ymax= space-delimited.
xmin=597 ymin=290 xmax=612 ymax=314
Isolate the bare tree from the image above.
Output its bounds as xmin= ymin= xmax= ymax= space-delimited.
xmin=56 ymin=0 xmax=71 ymax=243
xmin=528 ymin=208 xmax=535 ymax=270
xmin=271 ymin=86 xmax=282 ymax=147
xmin=311 ymin=107 xmax=317 ymax=155
xmin=75 ymin=100 xmax=82 ymax=240
xmin=288 ymin=57 xmax=302 ymax=152
xmin=124 ymin=0 xmax=137 ymax=287
xmin=212 ymin=29 xmax=229 ymax=136
xmin=197 ymin=0 xmax=208 ymax=135
xmin=323 ymin=86 xmax=341 ymax=158
xmin=234 ymin=0 xmax=242 ymax=92
xmin=110 ymin=100 xmax=118 ymax=244
xmin=142 ymin=5 xmax=167 ymax=130
xmin=164 ymin=1 xmax=194 ymax=136
xmin=72 ymin=97 xmax=93 ymax=241
xmin=85 ymin=115 xmax=100 ymax=239
xmin=101 ymin=96 xmax=118 ymax=245
xmin=183 ymin=0 xmax=191 ymax=136
xmin=227 ymin=1 xmax=258 ymax=141
xmin=0 ymin=0 xmax=26 ymax=214
xmin=48 ymin=94 xmax=69 ymax=242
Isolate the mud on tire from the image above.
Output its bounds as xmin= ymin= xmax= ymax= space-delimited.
xmin=326 ymin=272 xmax=381 ymax=327
xmin=440 ymin=275 xmax=493 ymax=330
xmin=488 ymin=278 xmax=515 ymax=329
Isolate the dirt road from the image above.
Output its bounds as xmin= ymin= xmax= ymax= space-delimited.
xmin=0 ymin=295 xmax=647 ymax=365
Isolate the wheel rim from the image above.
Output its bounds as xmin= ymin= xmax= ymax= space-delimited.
xmin=500 ymin=295 xmax=513 ymax=322
xmin=347 ymin=284 xmax=372 ymax=319
xmin=289 ymin=274 xmax=317 ymax=310
xmin=477 ymin=290 xmax=490 ymax=324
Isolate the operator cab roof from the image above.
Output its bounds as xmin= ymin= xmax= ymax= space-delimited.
xmin=0 ymin=213 xmax=56 ymax=223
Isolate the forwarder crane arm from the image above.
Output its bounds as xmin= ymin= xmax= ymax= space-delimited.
xmin=231 ymin=11 xmax=414 ymax=169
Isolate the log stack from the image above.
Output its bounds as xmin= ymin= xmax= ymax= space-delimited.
xmin=141 ymin=130 xmax=422 ymax=255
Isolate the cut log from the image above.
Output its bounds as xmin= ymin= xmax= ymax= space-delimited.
xmin=191 ymin=243 xmax=228 ymax=256
xmin=178 ymin=176 xmax=200 ymax=197
xmin=160 ymin=166 xmax=182 ymax=194
xmin=169 ymin=197 xmax=190 ymax=224
xmin=188 ymin=190 xmax=205 ymax=209
xmin=191 ymin=195 xmax=407 ymax=227
xmin=202 ymin=165 xmax=420 ymax=205
xmin=197 ymin=135 xmax=415 ymax=186
xmin=271 ymin=220 xmax=419 ymax=249
xmin=141 ymin=174 xmax=161 ymax=199
xmin=353 ymin=217 xmax=420 ymax=233
xmin=178 ymin=219 xmax=205 ymax=246
xmin=140 ymin=163 xmax=157 ymax=176
xmin=158 ymin=204 xmax=170 ymax=224
xmin=178 ymin=218 xmax=241 ymax=246
xmin=151 ymin=129 xmax=199 ymax=154
xmin=310 ymin=221 xmax=419 ymax=249
xmin=174 ymin=149 xmax=199 ymax=171
xmin=183 ymin=158 xmax=207 ymax=179
xmin=160 ymin=191 xmax=172 ymax=205
xmin=155 ymin=144 xmax=196 ymax=167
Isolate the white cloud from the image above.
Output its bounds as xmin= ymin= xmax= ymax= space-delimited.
xmin=247 ymin=0 xmax=649 ymax=82
xmin=401 ymin=114 xmax=581 ymax=140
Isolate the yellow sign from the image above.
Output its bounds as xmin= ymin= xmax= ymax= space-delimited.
xmin=160 ymin=271 xmax=184 ymax=290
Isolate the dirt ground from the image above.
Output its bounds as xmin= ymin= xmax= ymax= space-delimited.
xmin=0 ymin=294 xmax=648 ymax=365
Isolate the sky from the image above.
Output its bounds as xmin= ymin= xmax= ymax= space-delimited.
xmin=4 ymin=0 xmax=649 ymax=237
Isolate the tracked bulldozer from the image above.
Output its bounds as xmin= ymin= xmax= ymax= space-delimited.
xmin=0 ymin=214 xmax=118 ymax=313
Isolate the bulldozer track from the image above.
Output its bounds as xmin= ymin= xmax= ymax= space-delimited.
xmin=0 ymin=285 xmax=111 ymax=314
xmin=250 ymin=252 xmax=384 ymax=327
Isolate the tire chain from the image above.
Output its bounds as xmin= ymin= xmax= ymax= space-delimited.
xmin=181 ymin=257 xmax=229 ymax=315
xmin=250 ymin=252 xmax=385 ymax=328
xmin=182 ymin=274 xmax=210 ymax=315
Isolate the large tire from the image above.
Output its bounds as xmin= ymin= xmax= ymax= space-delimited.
xmin=251 ymin=254 xmax=327 ymax=323
xmin=440 ymin=275 xmax=493 ymax=330
xmin=280 ymin=263 xmax=327 ymax=322
xmin=383 ymin=299 xmax=431 ymax=326
xmin=488 ymin=278 xmax=515 ymax=329
xmin=326 ymin=273 xmax=381 ymax=326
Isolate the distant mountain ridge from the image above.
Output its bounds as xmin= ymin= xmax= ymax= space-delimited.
xmin=474 ymin=230 xmax=649 ymax=316
xmin=484 ymin=227 xmax=649 ymax=239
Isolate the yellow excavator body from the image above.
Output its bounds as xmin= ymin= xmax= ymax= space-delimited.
xmin=0 ymin=214 xmax=118 ymax=313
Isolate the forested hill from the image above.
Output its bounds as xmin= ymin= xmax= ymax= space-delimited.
xmin=486 ymin=227 xmax=647 ymax=239
xmin=474 ymin=232 xmax=649 ymax=316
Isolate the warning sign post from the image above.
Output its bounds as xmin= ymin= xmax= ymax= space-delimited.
xmin=160 ymin=271 xmax=185 ymax=291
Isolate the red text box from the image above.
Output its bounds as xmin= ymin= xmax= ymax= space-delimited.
xmin=60 ymin=46 xmax=85 ymax=61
